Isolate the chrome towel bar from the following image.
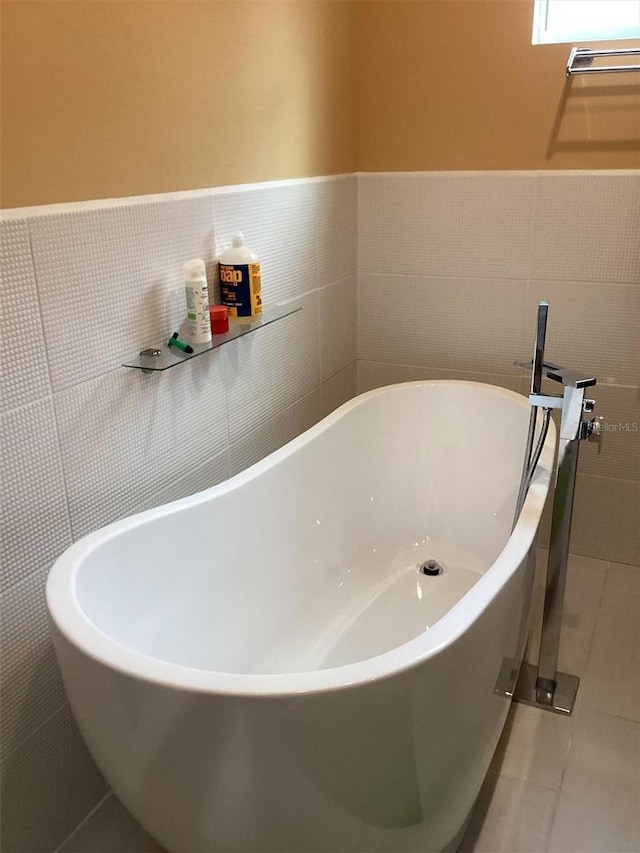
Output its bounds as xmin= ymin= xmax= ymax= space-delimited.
xmin=566 ymin=47 xmax=640 ymax=77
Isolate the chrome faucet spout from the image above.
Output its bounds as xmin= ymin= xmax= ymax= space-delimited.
xmin=514 ymin=358 xmax=596 ymax=392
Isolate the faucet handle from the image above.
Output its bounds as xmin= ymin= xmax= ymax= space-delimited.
xmin=580 ymin=415 xmax=604 ymax=452
xmin=581 ymin=400 xmax=603 ymax=452
xmin=591 ymin=416 xmax=604 ymax=454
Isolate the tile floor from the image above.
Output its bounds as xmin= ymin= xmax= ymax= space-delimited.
xmin=57 ymin=554 xmax=639 ymax=853
xmin=460 ymin=553 xmax=640 ymax=853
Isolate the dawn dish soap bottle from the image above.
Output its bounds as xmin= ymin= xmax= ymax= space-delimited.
xmin=219 ymin=233 xmax=262 ymax=321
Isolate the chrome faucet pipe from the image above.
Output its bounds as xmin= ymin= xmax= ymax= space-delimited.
xmin=513 ymin=302 xmax=550 ymax=527
xmin=536 ymin=384 xmax=586 ymax=704
xmin=510 ymin=301 xmax=600 ymax=714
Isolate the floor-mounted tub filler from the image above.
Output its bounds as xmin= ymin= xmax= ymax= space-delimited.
xmin=47 ymin=381 xmax=556 ymax=853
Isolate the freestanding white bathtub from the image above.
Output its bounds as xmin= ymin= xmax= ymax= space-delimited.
xmin=47 ymin=381 xmax=555 ymax=853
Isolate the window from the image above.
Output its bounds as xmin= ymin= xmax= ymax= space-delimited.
xmin=532 ymin=0 xmax=640 ymax=45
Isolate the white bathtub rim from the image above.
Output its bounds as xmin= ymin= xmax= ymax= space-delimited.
xmin=47 ymin=380 xmax=555 ymax=699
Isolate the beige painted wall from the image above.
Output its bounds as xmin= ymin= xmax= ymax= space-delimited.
xmin=354 ymin=1 xmax=640 ymax=172
xmin=2 ymin=1 xmax=639 ymax=208
xmin=1 ymin=1 xmax=356 ymax=208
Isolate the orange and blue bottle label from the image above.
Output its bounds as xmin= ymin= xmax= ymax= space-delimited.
xmin=220 ymin=263 xmax=262 ymax=319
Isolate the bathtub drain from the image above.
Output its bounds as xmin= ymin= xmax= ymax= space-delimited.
xmin=419 ymin=559 xmax=443 ymax=576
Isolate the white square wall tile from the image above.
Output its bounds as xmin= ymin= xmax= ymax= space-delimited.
xmin=321 ymin=362 xmax=357 ymax=418
xmin=532 ymin=174 xmax=640 ymax=284
xmin=55 ymin=354 xmax=228 ymax=539
xmin=213 ymin=181 xmax=320 ymax=304
xmin=606 ymin=562 xmax=640 ymax=593
xmin=0 ymin=565 xmax=67 ymax=760
xmin=223 ymin=292 xmax=321 ymax=443
xmin=358 ymin=173 xmax=535 ymax=279
xmin=0 ymin=704 xmax=106 ymax=853
xmin=1 ymin=220 xmax=50 ymax=410
xmin=578 ymin=384 xmax=640 ymax=481
xmin=358 ymin=274 xmax=528 ymax=374
xmin=320 ymin=276 xmax=357 ymax=381
xmin=528 ymin=280 xmax=639 ymax=387
xmin=570 ymin=474 xmax=640 ymax=566
xmin=29 ymin=195 xmax=217 ymax=391
xmin=357 ymin=361 xmax=523 ymax=395
xmin=229 ymin=390 xmax=324 ymax=476
xmin=1 ymin=397 xmax=72 ymax=592
xmin=317 ymin=176 xmax=357 ymax=287
xmin=135 ymin=448 xmax=231 ymax=514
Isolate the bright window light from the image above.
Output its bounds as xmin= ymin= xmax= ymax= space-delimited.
xmin=533 ymin=0 xmax=640 ymax=45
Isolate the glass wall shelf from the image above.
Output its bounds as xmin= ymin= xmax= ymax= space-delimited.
xmin=122 ymin=303 xmax=301 ymax=372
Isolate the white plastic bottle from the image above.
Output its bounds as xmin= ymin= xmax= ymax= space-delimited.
xmin=184 ymin=259 xmax=211 ymax=344
xmin=219 ymin=233 xmax=262 ymax=321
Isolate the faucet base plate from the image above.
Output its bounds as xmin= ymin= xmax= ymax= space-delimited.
xmin=512 ymin=662 xmax=580 ymax=715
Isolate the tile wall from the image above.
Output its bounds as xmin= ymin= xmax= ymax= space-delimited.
xmin=0 ymin=176 xmax=358 ymax=852
xmin=1 ymin=169 xmax=638 ymax=851
xmin=357 ymin=171 xmax=640 ymax=566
